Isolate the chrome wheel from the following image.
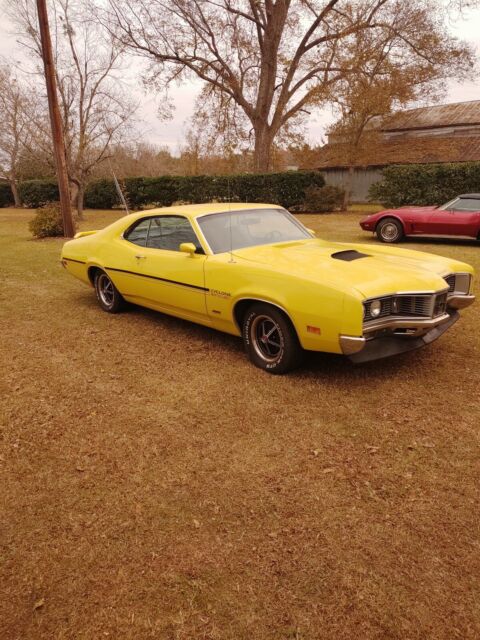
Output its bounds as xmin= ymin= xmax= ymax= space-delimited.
xmin=380 ymin=222 xmax=399 ymax=241
xmin=97 ymin=273 xmax=115 ymax=308
xmin=250 ymin=314 xmax=283 ymax=363
xmin=242 ymin=302 xmax=303 ymax=374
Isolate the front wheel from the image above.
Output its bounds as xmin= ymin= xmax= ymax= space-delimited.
xmin=242 ymin=303 xmax=303 ymax=374
xmin=94 ymin=270 xmax=125 ymax=313
xmin=376 ymin=217 xmax=404 ymax=243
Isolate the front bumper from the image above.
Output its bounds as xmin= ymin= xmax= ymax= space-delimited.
xmin=340 ymin=310 xmax=459 ymax=364
xmin=447 ymin=294 xmax=475 ymax=310
xmin=359 ymin=219 xmax=374 ymax=231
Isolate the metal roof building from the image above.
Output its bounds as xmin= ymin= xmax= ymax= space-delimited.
xmin=309 ymin=100 xmax=480 ymax=201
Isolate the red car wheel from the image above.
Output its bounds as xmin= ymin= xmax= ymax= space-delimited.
xmin=376 ymin=218 xmax=404 ymax=243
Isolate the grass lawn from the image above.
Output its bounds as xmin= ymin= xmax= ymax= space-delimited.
xmin=1 ymin=207 xmax=479 ymax=639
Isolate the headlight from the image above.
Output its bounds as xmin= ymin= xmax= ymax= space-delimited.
xmin=370 ymin=300 xmax=382 ymax=318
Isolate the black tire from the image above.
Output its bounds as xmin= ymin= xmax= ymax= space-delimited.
xmin=376 ymin=217 xmax=404 ymax=243
xmin=94 ymin=270 xmax=125 ymax=313
xmin=242 ymin=302 xmax=304 ymax=374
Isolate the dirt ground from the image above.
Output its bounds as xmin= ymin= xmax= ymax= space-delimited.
xmin=1 ymin=208 xmax=479 ymax=639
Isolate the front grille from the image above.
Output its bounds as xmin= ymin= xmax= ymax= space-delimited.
xmin=396 ymin=295 xmax=432 ymax=317
xmin=364 ymin=292 xmax=448 ymax=323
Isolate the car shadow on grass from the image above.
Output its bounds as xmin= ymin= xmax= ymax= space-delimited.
xmin=75 ymin=293 xmax=436 ymax=385
xmin=301 ymin=348 xmax=417 ymax=381
xmin=360 ymin=236 xmax=479 ymax=248
xmin=403 ymin=237 xmax=479 ymax=248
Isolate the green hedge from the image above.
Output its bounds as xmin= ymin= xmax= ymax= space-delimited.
xmin=84 ymin=179 xmax=119 ymax=209
xmin=19 ymin=180 xmax=59 ymax=208
xmin=369 ymin=163 xmax=480 ymax=208
xmin=125 ymin=176 xmax=181 ymax=208
xmin=15 ymin=171 xmax=326 ymax=210
xmin=303 ymin=185 xmax=345 ymax=212
xmin=87 ymin=171 xmax=326 ymax=209
xmin=0 ymin=183 xmax=14 ymax=207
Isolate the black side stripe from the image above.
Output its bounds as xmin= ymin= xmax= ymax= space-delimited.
xmin=105 ymin=266 xmax=209 ymax=292
xmin=64 ymin=258 xmax=86 ymax=264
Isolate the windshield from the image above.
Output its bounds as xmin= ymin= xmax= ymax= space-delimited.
xmin=439 ymin=197 xmax=480 ymax=212
xmin=197 ymin=208 xmax=311 ymax=254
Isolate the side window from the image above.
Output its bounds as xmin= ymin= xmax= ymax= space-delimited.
xmin=146 ymin=216 xmax=202 ymax=252
xmin=124 ymin=219 xmax=151 ymax=247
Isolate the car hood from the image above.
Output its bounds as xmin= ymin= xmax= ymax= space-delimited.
xmin=364 ymin=206 xmax=437 ymax=220
xmin=397 ymin=206 xmax=437 ymax=213
xmin=233 ymin=239 xmax=456 ymax=298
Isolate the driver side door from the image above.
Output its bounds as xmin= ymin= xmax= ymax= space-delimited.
xmin=426 ymin=203 xmax=480 ymax=238
xmin=123 ymin=214 xmax=209 ymax=322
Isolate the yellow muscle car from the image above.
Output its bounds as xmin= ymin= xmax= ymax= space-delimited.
xmin=61 ymin=203 xmax=475 ymax=373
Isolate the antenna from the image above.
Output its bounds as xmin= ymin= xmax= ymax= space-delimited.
xmin=226 ymin=122 xmax=235 ymax=263
xmin=227 ymin=172 xmax=235 ymax=263
xmin=110 ymin=162 xmax=130 ymax=215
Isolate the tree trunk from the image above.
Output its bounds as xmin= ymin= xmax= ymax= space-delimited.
xmin=343 ymin=165 xmax=355 ymax=210
xmin=70 ymin=181 xmax=78 ymax=207
xmin=253 ymin=126 xmax=274 ymax=173
xmin=9 ymin=178 xmax=22 ymax=208
xmin=70 ymin=181 xmax=83 ymax=219
xmin=76 ymin=183 xmax=84 ymax=219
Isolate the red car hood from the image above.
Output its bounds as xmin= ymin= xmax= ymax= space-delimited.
xmin=397 ymin=206 xmax=437 ymax=214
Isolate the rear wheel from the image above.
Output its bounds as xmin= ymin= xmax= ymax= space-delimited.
xmin=242 ymin=303 xmax=303 ymax=374
xmin=94 ymin=270 xmax=124 ymax=313
xmin=376 ymin=217 xmax=404 ymax=243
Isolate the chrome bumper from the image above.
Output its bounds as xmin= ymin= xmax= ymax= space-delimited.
xmin=447 ymin=294 xmax=475 ymax=310
xmin=363 ymin=311 xmax=452 ymax=336
xmin=340 ymin=310 xmax=460 ymax=363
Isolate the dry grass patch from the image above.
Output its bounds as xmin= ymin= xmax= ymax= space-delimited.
xmin=0 ymin=208 xmax=479 ymax=639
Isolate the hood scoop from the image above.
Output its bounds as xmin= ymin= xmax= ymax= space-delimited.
xmin=331 ymin=250 xmax=370 ymax=262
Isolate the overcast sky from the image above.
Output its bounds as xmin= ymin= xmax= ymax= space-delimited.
xmin=1 ymin=5 xmax=479 ymax=153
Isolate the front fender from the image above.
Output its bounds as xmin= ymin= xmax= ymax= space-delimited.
xmin=231 ymin=279 xmax=355 ymax=354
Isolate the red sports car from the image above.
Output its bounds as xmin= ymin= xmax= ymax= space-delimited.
xmin=360 ymin=193 xmax=480 ymax=243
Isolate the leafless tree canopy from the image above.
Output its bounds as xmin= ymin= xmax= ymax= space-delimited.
xmin=7 ymin=0 xmax=138 ymax=215
xmin=0 ymin=65 xmax=40 ymax=206
xmin=102 ymin=0 xmax=475 ymax=172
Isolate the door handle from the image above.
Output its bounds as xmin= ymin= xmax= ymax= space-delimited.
xmin=135 ymin=254 xmax=146 ymax=260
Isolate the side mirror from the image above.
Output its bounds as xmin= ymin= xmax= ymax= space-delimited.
xmin=180 ymin=242 xmax=197 ymax=256
xmin=307 ymin=228 xmax=316 ymax=236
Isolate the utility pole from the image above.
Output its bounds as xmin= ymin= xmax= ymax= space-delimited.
xmin=36 ymin=0 xmax=75 ymax=238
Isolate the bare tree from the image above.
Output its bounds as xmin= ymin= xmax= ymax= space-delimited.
xmin=93 ymin=142 xmax=180 ymax=177
xmin=7 ymin=0 xmax=138 ymax=216
xmin=102 ymin=0 xmax=475 ymax=173
xmin=325 ymin=19 xmax=469 ymax=208
xmin=0 ymin=66 xmax=33 ymax=206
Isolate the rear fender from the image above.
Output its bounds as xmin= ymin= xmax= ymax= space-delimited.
xmin=74 ymin=230 xmax=99 ymax=239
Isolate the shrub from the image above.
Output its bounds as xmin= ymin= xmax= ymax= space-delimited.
xmin=0 ymin=183 xmax=14 ymax=207
xmin=303 ymin=185 xmax=345 ymax=213
xmin=84 ymin=179 xmax=119 ymax=209
xmin=120 ymin=171 xmax=325 ymax=209
xmin=29 ymin=203 xmax=69 ymax=238
xmin=19 ymin=180 xmax=59 ymax=208
xmin=126 ymin=176 xmax=181 ymax=208
xmin=16 ymin=171 xmax=327 ymax=212
xmin=369 ymin=162 xmax=480 ymax=208
xmin=232 ymin=171 xmax=325 ymax=208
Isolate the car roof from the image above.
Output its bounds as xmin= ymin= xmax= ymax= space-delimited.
xmin=127 ymin=202 xmax=282 ymax=222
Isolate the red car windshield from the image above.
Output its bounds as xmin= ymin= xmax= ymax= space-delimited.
xmin=439 ymin=197 xmax=480 ymax=212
